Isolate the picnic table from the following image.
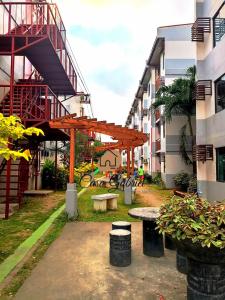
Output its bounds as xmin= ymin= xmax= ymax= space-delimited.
xmin=128 ymin=207 xmax=164 ymax=257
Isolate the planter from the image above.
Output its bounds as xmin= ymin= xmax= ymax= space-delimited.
xmin=165 ymin=234 xmax=176 ymax=251
xmin=176 ymin=248 xmax=188 ymax=275
xmin=176 ymin=239 xmax=225 ymax=300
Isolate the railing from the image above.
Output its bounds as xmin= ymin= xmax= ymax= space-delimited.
xmin=214 ymin=18 xmax=225 ymax=45
xmin=193 ymin=145 xmax=213 ymax=162
xmin=155 ymin=109 xmax=160 ymax=122
xmin=0 ymin=84 xmax=70 ymax=122
xmin=155 ymin=75 xmax=165 ymax=92
xmin=142 ymin=108 xmax=148 ymax=117
xmin=0 ymin=2 xmax=77 ymax=92
xmin=192 ymin=18 xmax=211 ymax=42
xmin=193 ymin=80 xmax=212 ymax=100
xmin=156 ymin=138 xmax=161 ymax=152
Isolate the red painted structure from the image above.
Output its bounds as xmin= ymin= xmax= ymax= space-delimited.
xmin=0 ymin=2 xmax=81 ymax=218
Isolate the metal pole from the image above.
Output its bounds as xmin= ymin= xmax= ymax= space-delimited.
xmin=10 ymin=37 xmax=15 ymax=115
xmin=54 ymin=141 xmax=58 ymax=190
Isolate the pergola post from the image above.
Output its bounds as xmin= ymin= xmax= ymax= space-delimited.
xmin=131 ymin=147 xmax=135 ymax=175
xmin=127 ymin=147 xmax=130 ymax=177
xmin=66 ymin=128 xmax=78 ymax=219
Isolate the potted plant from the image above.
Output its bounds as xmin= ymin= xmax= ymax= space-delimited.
xmin=157 ymin=195 xmax=225 ymax=300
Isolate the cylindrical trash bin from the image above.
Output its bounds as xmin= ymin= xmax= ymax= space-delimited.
xmin=110 ymin=229 xmax=131 ymax=267
xmin=112 ymin=221 xmax=131 ymax=232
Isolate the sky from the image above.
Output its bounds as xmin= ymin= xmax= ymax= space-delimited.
xmin=56 ymin=0 xmax=195 ymax=126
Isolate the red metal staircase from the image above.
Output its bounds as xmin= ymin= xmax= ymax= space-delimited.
xmin=0 ymin=2 xmax=79 ymax=218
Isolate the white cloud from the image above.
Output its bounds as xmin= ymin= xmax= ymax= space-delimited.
xmin=55 ymin=0 xmax=195 ymax=125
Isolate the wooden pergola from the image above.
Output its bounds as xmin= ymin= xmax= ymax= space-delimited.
xmin=49 ymin=114 xmax=148 ymax=182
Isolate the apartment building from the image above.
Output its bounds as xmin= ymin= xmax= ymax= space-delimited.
xmin=193 ymin=0 xmax=225 ymax=201
xmin=126 ymin=24 xmax=196 ymax=188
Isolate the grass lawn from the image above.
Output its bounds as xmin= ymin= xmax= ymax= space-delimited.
xmin=78 ymin=186 xmax=148 ymax=222
xmin=0 ymin=191 xmax=66 ymax=264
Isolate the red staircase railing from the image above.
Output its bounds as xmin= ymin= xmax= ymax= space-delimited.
xmin=0 ymin=84 xmax=70 ymax=122
xmin=0 ymin=2 xmax=77 ymax=93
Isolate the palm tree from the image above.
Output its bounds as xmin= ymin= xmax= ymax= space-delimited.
xmin=151 ymin=66 xmax=196 ymax=170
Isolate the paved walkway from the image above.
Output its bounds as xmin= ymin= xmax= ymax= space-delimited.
xmin=15 ymin=222 xmax=186 ymax=300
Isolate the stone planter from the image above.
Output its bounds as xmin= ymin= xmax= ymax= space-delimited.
xmin=176 ymin=239 xmax=225 ymax=300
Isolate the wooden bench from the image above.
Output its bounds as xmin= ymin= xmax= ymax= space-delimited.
xmin=91 ymin=193 xmax=119 ymax=212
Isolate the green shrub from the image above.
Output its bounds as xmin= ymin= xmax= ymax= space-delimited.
xmin=152 ymin=172 xmax=165 ymax=189
xmin=157 ymin=195 xmax=225 ymax=249
xmin=173 ymin=171 xmax=190 ymax=192
xmin=41 ymin=159 xmax=55 ymax=189
xmin=144 ymin=173 xmax=152 ymax=184
xmin=188 ymin=175 xmax=197 ymax=193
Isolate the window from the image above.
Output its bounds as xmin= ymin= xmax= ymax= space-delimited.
xmin=213 ymin=3 xmax=225 ymax=47
xmin=217 ymin=147 xmax=225 ymax=182
xmin=144 ymin=123 xmax=148 ymax=134
xmin=148 ymin=83 xmax=151 ymax=97
xmin=143 ymin=99 xmax=148 ymax=109
xmin=215 ymin=74 xmax=225 ymax=113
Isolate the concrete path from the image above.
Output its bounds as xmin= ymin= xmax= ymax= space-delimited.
xmin=15 ymin=222 xmax=186 ymax=300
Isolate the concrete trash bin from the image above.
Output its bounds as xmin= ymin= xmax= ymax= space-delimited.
xmin=109 ymin=229 xmax=131 ymax=267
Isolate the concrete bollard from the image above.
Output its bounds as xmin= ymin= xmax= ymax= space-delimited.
xmin=110 ymin=229 xmax=131 ymax=267
xmin=66 ymin=183 xmax=78 ymax=219
xmin=112 ymin=221 xmax=131 ymax=232
xmin=124 ymin=185 xmax=132 ymax=205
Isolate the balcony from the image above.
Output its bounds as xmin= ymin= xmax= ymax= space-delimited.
xmin=193 ymin=145 xmax=213 ymax=162
xmin=155 ymin=76 xmax=165 ymax=92
xmin=191 ymin=18 xmax=211 ymax=42
xmin=193 ymin=80 xmax=212 ymax=100
xmin=142 ymin=108 xmax=148 ymax=118
xmin=156 ymin=138 xmax=161 ymax=152
xmin=155 ymin=109 xmax=160 ymax=123
xmin=0 ymin=2 xmax=78 ymax=95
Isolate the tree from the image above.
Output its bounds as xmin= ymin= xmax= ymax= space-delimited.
xmin=151 ymin=66 xmax=196 ymax=168
xmin=0 ymin=113 xmax=44 ymax=160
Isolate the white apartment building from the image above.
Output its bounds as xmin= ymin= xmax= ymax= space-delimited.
xmin=126 ymin=23 xmax=196 ymax=188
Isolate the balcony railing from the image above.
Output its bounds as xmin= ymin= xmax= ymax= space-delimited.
xmin=193 ymin=80 xmax=212 ymax=100
xmin=156 ymin=138 xmax=161 ymax=152
xmin=193 ymin=145 xmax=213 ymax=162
xmin=155 ymin=76 xmax=165 ymax=92
xmin=0 ymin=2 xmax=77 ymax=92
xmin=142 ymin=108 xmax=148 ymax=118
xmin=0 ymin=84 xmax=69 ymax=122
xmin=155 ymin=109 xmax=160 ymax=123
xmin=192 ymin=18 xmax=211 ymax=42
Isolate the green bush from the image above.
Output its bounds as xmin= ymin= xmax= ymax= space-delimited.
xmin=144 ymin=173 xmax=152 ymax=184
xmin=157 ymin=195 xmax=225 ymax=249
xmin=173 ymin=171 xmax=190 ymax=192
xmin=152 ymin=172 xmax=165 ymax=189
xmin=188 ymin=175 xmax=197 ymax=193
xmin=41 ymin=159 xmax=55 ymax=189
xmin=56 ymin=167 xmax=68 ymax=190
